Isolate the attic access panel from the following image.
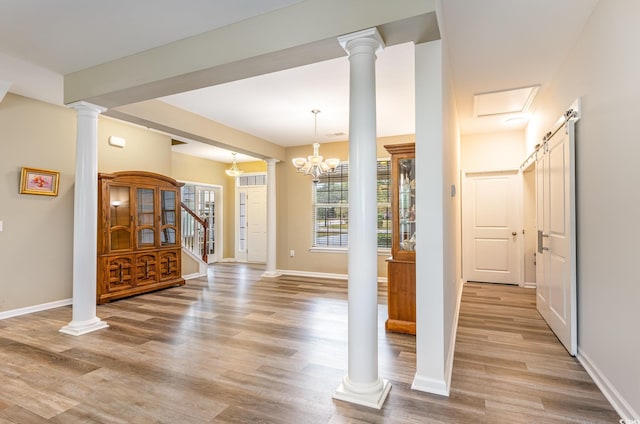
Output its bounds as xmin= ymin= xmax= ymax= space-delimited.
xmin=473 ymin=86 xmax=539 ymax=117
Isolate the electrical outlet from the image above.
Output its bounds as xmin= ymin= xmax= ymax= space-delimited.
xmin=290 ymin=250 xmax=295 ymax=257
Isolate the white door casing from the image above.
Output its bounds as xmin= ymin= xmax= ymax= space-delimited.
xmin=536 ymin=108 xmax=578 ymax=356
xmin=522 ymin=168 xmax=537 ymax=286
xmin=463 ymin=171 xmax=520 ymax=285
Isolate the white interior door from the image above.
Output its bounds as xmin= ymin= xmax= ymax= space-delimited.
xmin=463 ymin=171 xmax=520 ymax=284
xmin=536 ymin=117 xmax=577 ymax=356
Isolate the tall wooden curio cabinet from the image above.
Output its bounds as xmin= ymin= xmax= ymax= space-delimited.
xmin=97 ymin=171 xmax=185 ymax=304
xmin=384 ymin=143 xmax=416 ymax=335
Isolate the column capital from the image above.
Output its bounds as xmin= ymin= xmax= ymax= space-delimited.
xmin=338 ymin=27 xmax=385 ymax=54
xmin=265 ymin=158 xmax=280 ymax=165
xmin=67 ymin=101 xmax=107 ymax=115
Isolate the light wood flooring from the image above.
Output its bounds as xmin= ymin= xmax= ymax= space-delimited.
xmin=0 ymin=264 xmax=620 ymax=423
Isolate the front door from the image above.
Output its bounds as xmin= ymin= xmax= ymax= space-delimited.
xmin=463 ymin=171 xmax=520 ymax=284
xmin=247 ymin=185 xmax=267 ymax=262
xmin=536 ymin=113 xmax=577 ymax=356
xmin=236 ymin=184 xmax=267 ymax=263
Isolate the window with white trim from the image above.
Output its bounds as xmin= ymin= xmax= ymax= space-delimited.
xmin=312 ymin=160 xmax=391 ymax=248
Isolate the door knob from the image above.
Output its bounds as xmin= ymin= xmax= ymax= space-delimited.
xmin=512 ymin=232 xmax=517 ymax=236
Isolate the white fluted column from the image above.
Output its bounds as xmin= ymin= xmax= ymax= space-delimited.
xmin=60 ymin=101 xmax=109 ymax=336
xmin=333 ymin=28 xmax=390 ymax=409
xmin=262 ymin=158 xmax=281 ymax=278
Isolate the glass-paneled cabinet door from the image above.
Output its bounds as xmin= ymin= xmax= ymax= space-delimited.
xmin=137 ymin=187 xmax=156 ymax=248
xmin=397 ymin=157 xmax=416 ymax=253
xmin=160 ymin=189 xmax=177 ymax=246
xmin=109 ymin=185 xmax=132 ymax=251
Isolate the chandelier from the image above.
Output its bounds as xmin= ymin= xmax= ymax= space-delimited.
xmin=225 ymin=152 xmax=244 ymax=177
xmin=291 ymin=109 xmax=340 ymax=183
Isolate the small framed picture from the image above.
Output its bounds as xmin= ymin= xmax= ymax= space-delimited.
xmin=19 ymin=167 xmax=60 ymax=196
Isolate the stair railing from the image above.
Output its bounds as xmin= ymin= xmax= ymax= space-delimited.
xmin=180 ymin=202 xmax=208 ymax=263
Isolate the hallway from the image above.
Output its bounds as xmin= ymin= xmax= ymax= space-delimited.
xmin=452 ymin=283 xmax=618 ymax=422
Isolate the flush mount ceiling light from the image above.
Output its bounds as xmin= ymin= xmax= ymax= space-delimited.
xmin=291 ymin=109 xmax=340 ymax=183
xmin=473 ymin=85 xmax=539 ymax=118
xmin=504 ymin=115 xmax=529 ymax=126
xmin=225 ymin=152 xmax=244 ymax=177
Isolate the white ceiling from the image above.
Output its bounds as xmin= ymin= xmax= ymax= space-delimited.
xmin=162 ymin=41 xmax=415 ymax=148
xmin=0 ymin=0 xmax=599 ymax=162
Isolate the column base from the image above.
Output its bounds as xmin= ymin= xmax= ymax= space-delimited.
xmin=333 ymin=376 xmax=391 ymax=409
xmin=261 ymin=270 xmax=282 ymax=279
xmin=60 ymin=317 xmax=108 ymax=336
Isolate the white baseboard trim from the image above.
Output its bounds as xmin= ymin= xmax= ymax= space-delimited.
xmin=443 ymin=278 xmax=465 ymax=394
xmin=523 ymin=281 xmax=536 ymax=289
xmin=0 ymin=298 xmax=72 ymax=320
xmin=278 ymin=269 xmax=347 ymax=280
xmin=411 ymin=374 xmax=448 ymax=396
xmin=220 ymin=257 xmax=239 ymax=263
xmin=578 ymin=348 xmax=639 ymax=420
xmin=412 ymin=278 xmax=464 ymax=397
xmin=278 ymin=269 xmax=388 ymax=283
xmin=183 ymin=272 xmax=207 ymax=280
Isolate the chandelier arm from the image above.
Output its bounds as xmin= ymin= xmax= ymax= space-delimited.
xmin=291 ymin=109 xmax=340 ymax=182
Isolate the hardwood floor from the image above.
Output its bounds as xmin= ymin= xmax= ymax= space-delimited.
xmin=0 ymin=264 xmax=619 ymax=423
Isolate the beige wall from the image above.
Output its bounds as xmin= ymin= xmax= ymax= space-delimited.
xmin=0 ymin=94 xmax=239 ymax=313
xmin=525 ymin=0 xmax=640 ymax=415
xmin=0 ymin=94 xmax=76 ymax=311
xmin=171 ymin=152 xmax=235 ymax=259
xmin=98 ymin=117 xmax=172 ymax=174
xmin=277 ymin=135 xmax=414 ymax=278
xmin=460 ymin=130 xmax=526 ymax=171
xmin=181 ymin=250 xmax=200 ymax=275
xmin=239 ymin=161 xmax=267 ymax=173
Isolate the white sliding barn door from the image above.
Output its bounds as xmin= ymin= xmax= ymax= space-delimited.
xmin=536 ymin=111 xmax=578 ymax=356
xmin=463 ymin=171 xmax=520 ymax=284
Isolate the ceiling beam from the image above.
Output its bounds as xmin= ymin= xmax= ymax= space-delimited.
xmin=64 ymin=0 xmax=438 ymax=108
xmin=109 ymin=100 xmax=286 ymax=161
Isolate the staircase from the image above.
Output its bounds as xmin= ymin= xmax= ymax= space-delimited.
xmin=180 ymin=202 xmax=208 ymax=263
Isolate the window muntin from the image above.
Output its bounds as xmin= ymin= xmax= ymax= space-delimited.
xmin=312 ymin=160 xmax=391 ymax=249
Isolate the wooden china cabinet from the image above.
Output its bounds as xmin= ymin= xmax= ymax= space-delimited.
xmin=97 ymin=171 xmax=185 ymax=304
xmin=384 ymin=143 xmax=416 ymax=335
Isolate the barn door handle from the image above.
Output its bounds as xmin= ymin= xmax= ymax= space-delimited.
xmin=537 ymin=230 xmax=549 ymax=253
